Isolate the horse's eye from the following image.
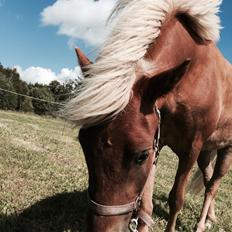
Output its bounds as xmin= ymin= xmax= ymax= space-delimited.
xmin=135 ymin=150 xmax=149 ymax=165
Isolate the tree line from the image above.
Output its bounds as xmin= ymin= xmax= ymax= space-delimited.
xmin=0 ymin=63 xmax=80 ymax=116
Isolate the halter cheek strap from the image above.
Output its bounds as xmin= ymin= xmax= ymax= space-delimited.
xmin=88 ymin=105 xmax=161 ymax=231
xmin=89 ymin=197 xmax=140 ymax=216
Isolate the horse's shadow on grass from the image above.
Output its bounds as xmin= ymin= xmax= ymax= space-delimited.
xmin=153 ymin=193 xmax=169 ymax=220
xmin=0 ymin=191 xmax=184 ymax=232
xmin=0 ymin=190 xmax=88 ymax=232
xmin=153 ymin=193 xmax=182 ymax=228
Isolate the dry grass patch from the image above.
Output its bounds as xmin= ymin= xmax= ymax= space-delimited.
xmin=0 ymin=110 xmax=232 ymax=232
xmin=11 ymin=138 xmax=44 ymax=152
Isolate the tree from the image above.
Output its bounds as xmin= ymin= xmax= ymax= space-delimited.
xmin=49 ymin=79 xmax=80 ymax=102
xmin=0 ymin=63 xmax=79 ymax=116
xmin=21 ymin=98 xmax=34 ymax=112
xmin=49 ymin=80 xmax=65 ymax=101
xmin=0 ymin=72 xmax=17 ymax=110
xmin=10 ymin=68 xmax=29 ymax=111
xmin=29 ymin=87 xmax=56 ymax=115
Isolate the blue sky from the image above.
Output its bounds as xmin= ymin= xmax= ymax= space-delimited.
xmin=0 ymin=0 xmax=66 ymax=71
xmin=218 ymin=1 xmax=232 ymax=63
xmin=0 ymin=0 xmax=231 ymax=83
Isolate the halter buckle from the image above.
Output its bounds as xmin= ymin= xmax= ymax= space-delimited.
xmin=134 ymin=196 xmax=142 ymax=210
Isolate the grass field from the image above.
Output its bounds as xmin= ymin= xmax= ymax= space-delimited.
xmin=0 ymin=110 xmax=231 ymax=232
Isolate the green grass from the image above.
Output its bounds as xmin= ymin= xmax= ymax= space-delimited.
xmin=0 ymin=110 xmax=231 ymax=232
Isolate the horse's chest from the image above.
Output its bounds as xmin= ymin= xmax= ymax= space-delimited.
xmin=203 ymin=123 xmax=232 ymax=151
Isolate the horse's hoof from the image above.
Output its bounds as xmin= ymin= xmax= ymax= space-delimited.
xmin=196 ymin=229 xmax=204 ymax=232
xmin=195 ymin=224 xmax=205 ymax=232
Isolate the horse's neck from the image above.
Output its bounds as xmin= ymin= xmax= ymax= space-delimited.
xmin=159 ymin=44 xmax=231 ymax=153
xmin=151 ymin=17 xmax=232 ymax=152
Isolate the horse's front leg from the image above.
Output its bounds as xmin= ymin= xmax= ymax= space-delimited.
xmin=138 ymin=164 xmax=156 ymax=232
xmin=166 ymin=147 xmax=201 ymax=232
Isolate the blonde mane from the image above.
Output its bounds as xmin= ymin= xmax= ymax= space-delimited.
xmin=64 ymin=0 xmax=222 ymax=127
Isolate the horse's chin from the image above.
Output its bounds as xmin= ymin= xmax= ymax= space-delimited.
xmin=86 ymin=212 xmax=132 ymax=232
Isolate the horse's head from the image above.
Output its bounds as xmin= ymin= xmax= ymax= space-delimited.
xmin=79 ymin=94 xmax=158 ymax=231
xmin=76 ymin=48 xmax=157 ymax=232
xmin=65 ymin=0 xmax=221 ymax=230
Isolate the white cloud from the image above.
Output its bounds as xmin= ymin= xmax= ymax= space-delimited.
xmin=57 ymin=67 xmax=82 ymax=82
xmin=41 ymin=0 xmax=116 ymax=46
xmin=15 ymin=65 xmax=82 ymax=84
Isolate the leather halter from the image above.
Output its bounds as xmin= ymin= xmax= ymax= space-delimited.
xmin=88 ymin=105 xmax=161 ymax=231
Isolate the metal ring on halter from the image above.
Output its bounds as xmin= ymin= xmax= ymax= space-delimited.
xmin=129 ymin=217 xmax=139 ymax=232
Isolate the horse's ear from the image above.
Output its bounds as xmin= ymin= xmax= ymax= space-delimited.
xmin=144 ymin=59 xmax=191 ymax=101
xmin=75 ymin=48 xmax=92 ymax=71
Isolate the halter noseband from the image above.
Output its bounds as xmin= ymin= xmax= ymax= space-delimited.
xmin=88 ymin=104 xmax=161 ymax=232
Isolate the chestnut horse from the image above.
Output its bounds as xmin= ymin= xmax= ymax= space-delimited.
xmin=64 ymin=0 xmax=232 ymax=231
